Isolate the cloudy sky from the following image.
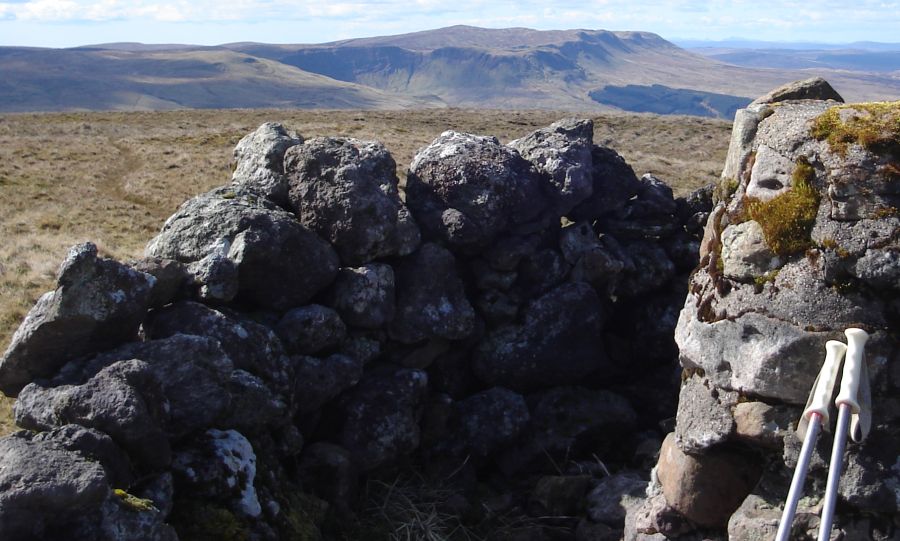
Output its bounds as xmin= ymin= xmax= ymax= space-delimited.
xmin=0 ymin=0 xmax=898 ymax=48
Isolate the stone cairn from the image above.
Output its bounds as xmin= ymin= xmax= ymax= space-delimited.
xmin=626 ymin=79 xmax=900 ymax=540
xmin=0 ymin=117 xmax=708 ymax=540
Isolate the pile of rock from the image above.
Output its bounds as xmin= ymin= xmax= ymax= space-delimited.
xmin=0 ymin=119 xmax=708 ymax=539
xmin=626 ymin=79 xmax=900 ymax=539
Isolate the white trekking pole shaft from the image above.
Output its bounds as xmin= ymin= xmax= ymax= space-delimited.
xmin=818 ymin=328 xmax=868 ymax=541
xmin=776 ymin=340 xmax=846 ymax=541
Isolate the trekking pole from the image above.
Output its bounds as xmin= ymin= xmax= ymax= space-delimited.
xmin=817 ymin=328 xmax=870 ymax=541
xmin=775 ymin=340 xmax=847 ymax=541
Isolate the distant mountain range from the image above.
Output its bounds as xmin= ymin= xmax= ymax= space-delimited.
xmin=1 ymin=26 xmax=898 ymax=116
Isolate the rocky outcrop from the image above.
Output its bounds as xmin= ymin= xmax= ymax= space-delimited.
xmin=626 ymin=90 xmax=900 ymax=538
xmin=0 ymin=117 xmax=713 ymax=540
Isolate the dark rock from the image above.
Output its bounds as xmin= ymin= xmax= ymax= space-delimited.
xmin=390 ymin=243 xmax=476 ymax=344
xmin=509 ymin=118 xmax=595 ymax=215
xmin=575 ymin=519 xmax=620 ymax=541
xmin=616 ymin=241 xmax=676 ymax=298
xmin=185 ymin=240 xmax=240 ymax=303
xmin=223 ymin=369 xmax=289 ymax=431
xmin=133 ymin=472 xmax=175 ymax=518
xmin=751 ymin=76 xmax=844 ymax=105
xmin=146 ymin=300 xmax=293 ymax=394
xmin=586 ymin=473 xmax=648 ymax=526
xmin=292 ymin=353 xmax=364 ymax=414
xmin=32 ymin=424 xmax=134 ymax=489
xmin=297 ymin=442 xmax=359 ymax=512
xmin=145 ymin=186 xmax=338 ymax=310
xmin=501 ymin=387 xmax=638 ymax=475
xmin=16 ymin=359 xmax=170 ymax=469
xmin=0 ymin=242 xmax=154 ymax=396
xmin=337 ymin=332 xmax=383 ymax=365
xmin=0 ymin=431 xmax=110 ymax=538
xmin=96 ymin=492 xmax=179 ymax=541
xmin=327 ymin=263 xmax=395 ymax=328
xmin=60 ymin=334 xmax=233 ymax=438
xmin=275 ymin=304 xmax=347 ymax=355
xmin=336 ymin=368 xmax=429 ymax=471
xmin=516 ymin=248 xmax=570 ymax=298
xmin=628 ymin=174 xmax=678 ymax=219
xmin=130 ymin=256 xmax=191 ymax=309
xmin=473 ymin=283 xmax=608 ymax=391
xmin=406 ymin=131 xmax=546 ymax=250
xmin=528 ymin=475 xmax=593 ymax=517
xmin=569 ymin=145 xmax=641 ymax=222
xmin=284 ymin=136 xmax=420 ymax=265
xmin=172 ymin=428 xmax=262 ymax=518
xmin=430 ymin=387 xmax=530 ymax=461
xmin=231 ymin=122 xmax=303 ymax=206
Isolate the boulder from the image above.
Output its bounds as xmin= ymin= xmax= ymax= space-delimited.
xmin=406 ymin=130 xmax=546 ymax=250
xmin=145 ymin=186 xmax=338 ymax=310
xmin=674 ymin=374 xmax=738 ymax=454
xmin=656 ymin=433 xmax=763 ymax=528
xmin=0 ymin=242 xmax=154 ymax=396
xmin=130 ymin=256 xmax=191 ymax=309
xmin=586 ymin=473 xmax=648 ymax=526
xmin=275 ymin=304 xmax=347 ymax=356
xmin=569 ymin=145 xmax=641 ymax=222
xmin=32 ymin=424 xmax=134 ymax=489
xmin=231 ymin=122 xmax=303 ymax=206
xmin=508 ymin=118 xmax=594 ymax=215
xmin=473 ymin=282 xmax=608 ymax=391
xmin=335 ymin=368 xmax=428 ymax=471
xmin=327 ymin=264 xmax=396 ymax=329
xmin=15 ymin=359 xmax=171 ymax=469
xmin=389 ymin=243 xmax=476 ymax=344
xmin=292 ymin=354 xmax=364 ymax=414
xmin=284 ymin=136 xmax=420 ymax=265
xmin=750 ymin=76 xmax=844 ymax=105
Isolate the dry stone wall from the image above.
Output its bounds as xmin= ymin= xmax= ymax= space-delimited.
xmin=0 ymin=118 xmax=708 ymax=540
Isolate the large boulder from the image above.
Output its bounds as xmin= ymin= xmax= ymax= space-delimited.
xmin=406 ymin=131 xmax=547 ymax=250
xmin=473 ymin=282 xmax=608 ymax=391
xmin=568 ymin=145 xmax=641 ymax=222
xmin=0 ymin=242 xmax=154 ymax=396
xmin=145 ymin=186 xmax=338 ymax=310
xmin=508 ymin=118 xmax=594 ymax=215
xmin=284 ymin=136 xmax=420 ymax=265
xmin=231 ymin=122 xmax=303 ymax=205
xmin=326 ymin=264 xmax=396 ymax=329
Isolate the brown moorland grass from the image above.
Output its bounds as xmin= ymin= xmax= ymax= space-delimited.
xmin=0 ymin=108 xmax=731 ymax=434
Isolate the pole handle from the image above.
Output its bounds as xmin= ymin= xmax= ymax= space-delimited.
xmin=836 ymin=328 xmax=868 ymax=414
xmin=801 ymin=340 xmax=846 ymax=427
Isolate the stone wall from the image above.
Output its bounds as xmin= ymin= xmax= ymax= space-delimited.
xmin=0 ymin=118 xmax=709 ymax=540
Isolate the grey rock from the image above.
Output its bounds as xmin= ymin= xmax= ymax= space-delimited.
xmin=32 ymin=424 xmax=133 ymax=489
xmin=223 ymin=369 xmax=289 ymax=431
xmin=0 ymin=431 xmax=110 ymax=538
xmin=586 ymin=473 xmax=648 ymax=526
xmin=146 ymin=300 xmax=293 ymax=394
xmin=97 ymin=492 xmax=179 ymax=541
xmin=656 ymin=433 xmax=763 ymax=528
xmin=231 ymin=122 xmax=303 ymax=206
xmin=297 ymin=442 xmax=359 ymax=512
xmin=0 ymin=242 xmax=154 ymax=396
xmin=745 ymin=143 xmax=799 ymax=201
xmin=172 ymin=428 xmax=262 ymax=518
xmin=276 ymin=304 xmax=347 ymax=356
xmin=61 ymin=334 xmax=233 ymax=437
xmin=292 ymin=353 xmax=364 ymax=414
xmin=474 ymin=282 xmax=607 ymax=392
xmin=674 ymin=374 xmax=738 ymax=454
xmin=732 ymin=402 xmax=794 ymax=449
xmin=569 ymin=145 xmax=641 ymax=222
xmin=130 ymin=256 xmax=191 ymax=309
xmin=431 ymin=387 xmax=530 ymax=460
xmin=328 ymin=264 xmax=395 ymax=328
xmin=133 ymin=472 xmax=175 ymax=518
xmin=406 ymin=130 xmax=546 ymax=250
xmin=145 ymin=186 xmax=338 ymax=310
xmin=508 ymin=118 xmax=594 ymax=215
xmin=853 ymin=248 xmax=900 ymax=290
xmin=185 ymin=238 xmax=239 ymax=303
xmin=721 ymin=103 xmax=770 ymax=185
xmin=628 ymin=174 xmax=678 ymax=219
xmin=720 ymin=220 xmax=783 ymax=282
xmin=16 ymin=359 xmax=170 ymax=469
xmin=751 ymin=76 xmax=844 ymax=105
xmin=284 ymin=136 xmax=420 ymax=265
xmin=336 ymin=368 xmax=428 ymax=471
xmin=501 ymin=387 xmax=637 ymax=475
xmin=390 ymin=243 xmax=476 ymax=344
xmin=726 ymin=494 xmax=786 ymax=541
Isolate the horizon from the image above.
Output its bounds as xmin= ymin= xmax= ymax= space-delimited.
xmin=1 ymin=0 xmax=899 ymax=49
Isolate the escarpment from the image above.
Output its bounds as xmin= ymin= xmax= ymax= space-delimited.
xmin=0 ymin=81 xmax=897 ymax=541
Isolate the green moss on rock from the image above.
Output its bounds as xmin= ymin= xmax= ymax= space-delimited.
xmin=811 ymin=101 xmax=900 ymax=156
xmin=745 ymin=158 xmax=821 ymax=256
xmin=113 ymin=488 xmax=158 ymax=513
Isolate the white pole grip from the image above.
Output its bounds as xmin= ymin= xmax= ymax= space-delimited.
xmin=802 ymin=340 xmax=847 ymax=425
xmin=836 ymin=328 xmax=869 ymax=414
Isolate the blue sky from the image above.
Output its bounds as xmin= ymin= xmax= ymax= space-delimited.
xmin=0 ymin=0 xmax=898 ymax=48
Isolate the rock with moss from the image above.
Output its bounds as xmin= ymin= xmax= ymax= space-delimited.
xmin=232 ymin=122 xmax=303 ymax=207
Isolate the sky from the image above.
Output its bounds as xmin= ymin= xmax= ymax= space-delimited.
xmin=0 ymin=0 xmax=898 ymax=48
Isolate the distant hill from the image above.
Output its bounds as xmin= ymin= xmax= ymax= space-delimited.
xmin=0 ymin=47 xmax=432 ymax=112
xmin=2 ymin=26 xmax=899 ymax=115
xmin=688 ymin=47 xmax=900 ymax=73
